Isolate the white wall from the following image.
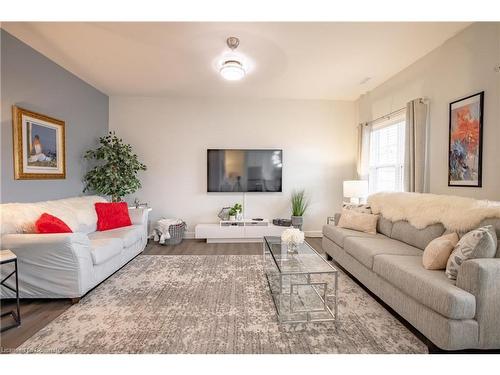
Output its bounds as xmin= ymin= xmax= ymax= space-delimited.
xmin=358 ymin=22 xmax=500 ymax=200
xmin=110 ymin=96 xmax=357 ymax=235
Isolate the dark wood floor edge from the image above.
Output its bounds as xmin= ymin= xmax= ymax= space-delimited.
xmin=324 ymin=254 xmax=500 ymax=354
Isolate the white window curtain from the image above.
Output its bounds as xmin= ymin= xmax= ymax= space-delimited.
xmin=356 ymin=122 xmax=372 ymax=180
xmin=404 ymin=98 xmax=429 ymax=193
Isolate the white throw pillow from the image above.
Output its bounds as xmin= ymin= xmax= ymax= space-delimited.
xmin=422 ymin=232 xmax=459 ymax=270
xmin=445 ymin=225 xmax=497 ymax=280
xmin=337 ymin=209 xmax=378 ymax=234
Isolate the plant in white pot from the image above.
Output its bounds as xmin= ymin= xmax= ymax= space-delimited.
xmin=228 ymin=203 xmax=242 ymax=221
xmin=291 ymin=190 xmax=309 ymax=230
xmin=83 ymin=132 xmax=147 ymax=202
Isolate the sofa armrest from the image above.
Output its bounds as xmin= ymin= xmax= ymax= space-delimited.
xmin=456 ymin=258 xmax=500 ymax=349
xmin=1 ymin=232 xmax=90 ymax=250
xmin=128 ymin=207 xmax=149 ymax=226
xmin=0 ymin=233 xmax=93 ymax=298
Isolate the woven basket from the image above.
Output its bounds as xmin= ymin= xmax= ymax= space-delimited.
xmin=162 ymin=221 xmax=186 ymax=245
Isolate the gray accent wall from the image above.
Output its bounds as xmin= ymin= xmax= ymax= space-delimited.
xmin=1 ymin=30 xmax=109 ymax=203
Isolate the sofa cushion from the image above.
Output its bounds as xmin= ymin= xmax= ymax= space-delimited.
xmin=373 ymin=254 xmax=476 ymax=320
xmin=390 ymin=220 xmax=445 ymax=250
xmin=377 ymin=216 xmax=393 ymax=237
xmin=322 ymin=224 xmax=384 ymax=248
xmin=343 ymin=237 xmax=422 ymax=269
xmin=88 ymin=225 xmax=143 ymax=248
xmin=338 ymin=209 xmax=378 ymax=234
xmin=90 ymin=238 xmax=123 ymax=265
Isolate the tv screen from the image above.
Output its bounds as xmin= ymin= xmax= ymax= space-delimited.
xmin=207 ymin=149 xmax=283 ymax=192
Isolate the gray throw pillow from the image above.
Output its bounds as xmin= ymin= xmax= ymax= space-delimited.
xmin=445 ymin=225 xmax=498 ymax=280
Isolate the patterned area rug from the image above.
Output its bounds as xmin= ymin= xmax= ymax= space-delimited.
xmin=18 ymin=255 xmax=427 ymax=353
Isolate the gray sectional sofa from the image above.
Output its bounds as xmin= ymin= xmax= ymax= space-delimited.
xmin=322 ymin=214 xmax=500 ymax=351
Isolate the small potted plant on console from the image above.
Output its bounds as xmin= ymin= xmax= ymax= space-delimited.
xmin=228 ymin=203 xmax=242 ymax=221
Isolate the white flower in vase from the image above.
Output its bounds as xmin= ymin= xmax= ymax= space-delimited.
xmin=281 ymin=228 xmax=305 ymax=253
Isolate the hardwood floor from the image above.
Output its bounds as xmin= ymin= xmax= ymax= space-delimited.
xmin=143 ymin=237 xmax=325 ymax=256
xmin=1 ymin=299 xmax=73 ymax=351
xmin=0 ymin=237 xmax=324 ymax=350
xmin=143 ymin=238 xmax=261 ymax=255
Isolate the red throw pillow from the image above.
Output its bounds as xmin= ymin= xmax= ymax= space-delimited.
xmin=95 ymin=202 xmax=132 ymax=231
xmin=35 ymin=213 xmax=73 ymax=234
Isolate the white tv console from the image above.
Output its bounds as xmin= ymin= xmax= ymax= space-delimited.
xmin=195 ymin=219 xmax=290 ymax=243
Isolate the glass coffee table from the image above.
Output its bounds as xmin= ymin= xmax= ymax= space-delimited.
xmin=263 ymin=236 xmax=338 ymax=324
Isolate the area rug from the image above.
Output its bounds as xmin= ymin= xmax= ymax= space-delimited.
xmin=17 ymin=255 xmax=427 ymax=353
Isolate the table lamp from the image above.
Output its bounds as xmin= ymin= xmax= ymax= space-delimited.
xmin=343 ymin=180 xmax=368 ymax=204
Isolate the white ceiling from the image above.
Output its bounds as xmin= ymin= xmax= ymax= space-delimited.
xmin=2 ymin=22 xmax=470 ymax=100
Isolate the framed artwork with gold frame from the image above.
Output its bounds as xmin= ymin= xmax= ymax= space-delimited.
xmin=12 ymin=106 xmax=66 ymax=180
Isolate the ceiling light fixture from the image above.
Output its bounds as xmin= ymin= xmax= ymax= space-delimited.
xmin=220 ymin=37 xmax=246 ymax=81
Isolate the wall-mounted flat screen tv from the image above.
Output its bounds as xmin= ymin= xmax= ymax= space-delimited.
xmin=207 ymin=149 xmax=283 ymax=192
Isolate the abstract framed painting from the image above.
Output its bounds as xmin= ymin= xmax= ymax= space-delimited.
xmin=448 ymin=91 xmax=484 ymax=187
xmin=12 ymin=106 xmax=66 ymax=180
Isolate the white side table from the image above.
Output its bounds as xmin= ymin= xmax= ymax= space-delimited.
xmin=1 ymin=249 xmax=21 ymax=331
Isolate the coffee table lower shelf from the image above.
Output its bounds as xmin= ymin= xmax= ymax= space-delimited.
xmin=264 ymin=271 xmax=338 ymax=324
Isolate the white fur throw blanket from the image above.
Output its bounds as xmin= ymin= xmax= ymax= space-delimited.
xmin=368 ymin=192 xmax=500 ymax=232
xmin=0 ymin=196 xmax=107 ymax=235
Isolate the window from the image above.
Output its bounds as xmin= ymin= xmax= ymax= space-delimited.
xmin=368 ymin=115 xmax=405 ymax=193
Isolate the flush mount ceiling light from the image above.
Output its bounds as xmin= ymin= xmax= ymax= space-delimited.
xmin=219 ymin=37 xmax=246 ymax=81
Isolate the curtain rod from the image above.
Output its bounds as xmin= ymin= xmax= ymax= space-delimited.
xmin=361 ymin=97 xmax=427 ymax=126
xmin=362 ymin=107 xmax=406 ymax=126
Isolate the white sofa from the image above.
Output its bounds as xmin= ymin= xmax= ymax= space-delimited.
xmin=0 ymin=196 xmax=149 ymax=299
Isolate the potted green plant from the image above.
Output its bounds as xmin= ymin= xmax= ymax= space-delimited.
xmin=291 ymin=190 xmax=309 ymax=229
xmin=228 ymin=203 xmax=242 ymax=221
xmin=83 ymin=132 xmax=147 ymax=202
